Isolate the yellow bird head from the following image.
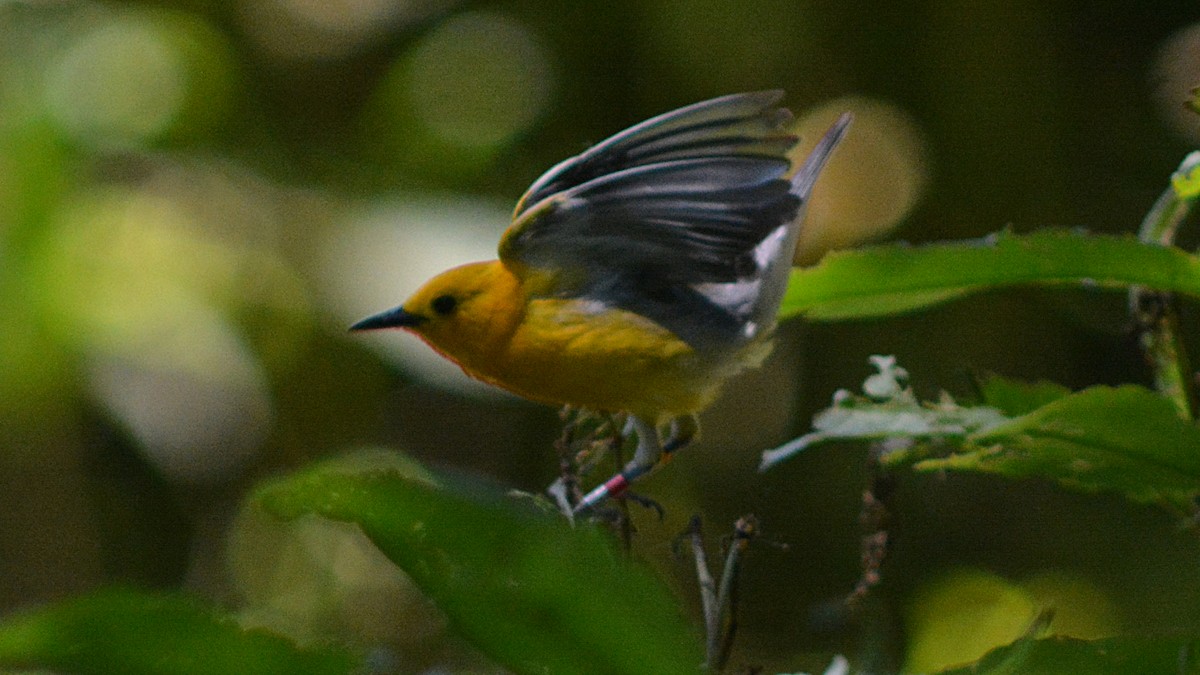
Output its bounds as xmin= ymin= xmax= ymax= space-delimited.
xmin=350 ymin=260 xmax=522 ymax=368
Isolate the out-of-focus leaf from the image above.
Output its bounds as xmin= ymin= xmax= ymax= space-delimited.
xmin=938 ymin=633 xmax=1200 ymax=675
xmin=760 ymin=356 xmax=1008 ymax=471
xmin=256 ymin=462 xmax=704 ymax=675
xmin=976 ymin=374 xmax=1073 ymax=417
xmin=920 ymin=385 xmax=1200 ymax=510
xmin=904 ymin=571 xmax=1043 ymax=673
xmin=765 ymin=359 xmax=1200 ymax=511
xmin=1170 ymin=151 xmax=1200 ymax=199
xmin=0 ymin=587 xmax=359 ymax=675
xmin=779 ymin=230 xmax=1200 ymax=321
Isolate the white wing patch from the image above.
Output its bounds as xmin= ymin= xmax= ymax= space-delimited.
xmin=690 ymin=223 xmax=791 ymax=341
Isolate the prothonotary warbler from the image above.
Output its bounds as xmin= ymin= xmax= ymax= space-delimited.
xmin=352 ymin=91 xmax=850 ymax=513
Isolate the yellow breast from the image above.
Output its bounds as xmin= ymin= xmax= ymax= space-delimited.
xmin=403 ymin=261 xmax=770 ymax=420
xmin=479 ymin=298 xmax=736 ymax=419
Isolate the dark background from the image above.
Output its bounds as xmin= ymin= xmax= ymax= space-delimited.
xmin=2 ymin=1 xmax=1199 ymax=672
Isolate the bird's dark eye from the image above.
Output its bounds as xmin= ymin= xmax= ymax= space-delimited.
xmin=431 ymin=294 xmax=458 ymax=316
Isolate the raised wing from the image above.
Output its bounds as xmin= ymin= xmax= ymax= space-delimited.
xmin=511 ymin=90 xmax=796 ymax=219
xmin=498 ymin=93 xmax=850 ymax=348
xmin=499 ymin=92 xmax=801 ymax=284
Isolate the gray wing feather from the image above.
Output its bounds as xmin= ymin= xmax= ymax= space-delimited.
xmin=745 ymin=112 xmax=854 ymax=331
xmin=506 ymin=92 xmax=801 ymax=284
xmin=513 ymin=91 xmax=795 ymax=218
xmin=534 ymin=156 xmax=798 ymax=282
xmin=502 ymin=93 xmax=850 ymax=348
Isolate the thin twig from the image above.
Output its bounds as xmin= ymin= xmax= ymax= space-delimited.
xmin=548 ymin=407 xmax=582 ymax=518
xmin=685 ymin=515 xmax=759 ymax=673
xmin=1129 ymin=152 xmax=1200 ymax=420
xmin=846 ymin=443 xmax=894 ymax=610
xmin=687 ymin=517 xmax=721 ymax=656
xmin=548 ymin=409 xmax=626 ymax=521
xmin=712 ymin=516 xmax=757 ymax=671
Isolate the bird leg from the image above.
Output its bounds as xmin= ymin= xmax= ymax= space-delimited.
xmin=625 ymin=416 xmax=663 ymax=476
xmin=573 ymin=413 xmax=699 ymax=515
xmin=662 ymin=413 xmax=699 ymax=455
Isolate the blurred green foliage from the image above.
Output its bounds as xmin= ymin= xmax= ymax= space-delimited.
xmin=256 ymin=458 xmax=704 ymax=674
xmin=3 ymin=0 xmax=1200 ymax=673
xmin=780 ymin=230 xmax=1200 ymax=321
xmin=0 ymin=587 xmax=359 ymax=675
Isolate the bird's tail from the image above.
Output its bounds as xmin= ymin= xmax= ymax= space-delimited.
xmin=739 ymin=111 xmax=854 ymax=329
xmin=744 ymin=112 xmax=852 ymax=335
xmin=791 ymin=112 xmax=853 ymax=201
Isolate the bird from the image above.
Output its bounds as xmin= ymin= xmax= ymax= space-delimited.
xmin=351 ymin=91 xmax=850 ymax=513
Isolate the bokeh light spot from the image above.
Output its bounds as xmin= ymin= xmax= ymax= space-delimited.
xmin=239 ymin=0 xmax=451 ymax=61
xmin=1023 ymin=570 xmax=1120 ymax=640
xmin=88 ymin=352 xmax=271 ymax=484
xmin=33 ymin=183 xmax=302 ymax=483
xmin=402 ymin=11 xmax=554 ymax=150
xmin=905 ymin=568 xmax=1035 ymax=672
xmin=288 ymin=0 xmax=410 ymax=33
xmin=792 ymin=97 xmax=929 ymax=265
xmin=903 ymin=567 xmax=1121 ymax=673
xmin=1153 ymin=23 xmax=1200 ymax=142
xmin=44 ymin=15 xmax=186 ymax=149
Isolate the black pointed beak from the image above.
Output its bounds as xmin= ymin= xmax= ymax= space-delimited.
xmin=349 ymin=306 xmax=426 ymax=332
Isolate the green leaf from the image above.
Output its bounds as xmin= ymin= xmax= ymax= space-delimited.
xmin=0 ymin=587 xmax=358 ymax=675
xmin=256 ymin=463 xmax=704 ymax=675
xmin=1170 ymin=151 xmax=1200 ymax=199
xmin=760 ymin=356 xmax=1008 ymax=472
xmin=922 ymin=385 xmax=1200 ymax=510
xmin=938 ymin=633 xmax=1200 ymax=675
xmin=766 ymin=359 xmax=1200 ymax=511
xmin=780 ymin=230 xmax=1200 ymax=321
xmin=976 ymin=375 xmax=1072 ymax=417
